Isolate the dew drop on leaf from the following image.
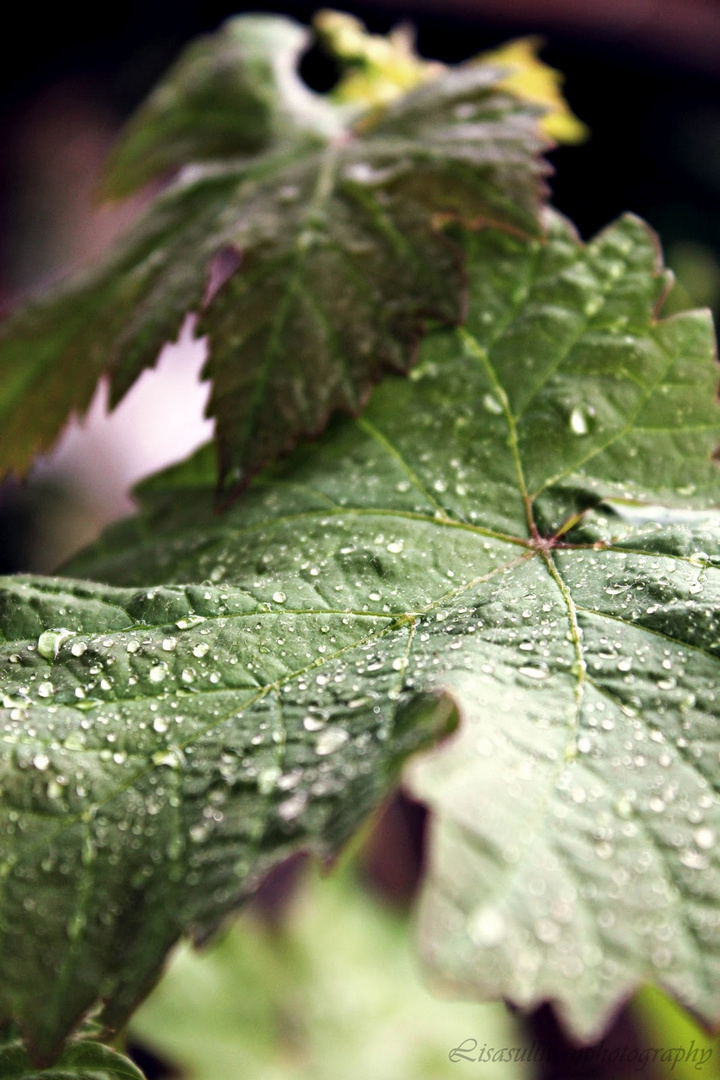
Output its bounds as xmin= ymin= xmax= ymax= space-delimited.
xmin=568 ymin=406 xmax=589 ymax=435
xmin=468 ymin=907 xmax=506 ymax=946
xmin=37 ymin=628 xmax=76 ymax=661
xmin=316 ymin=727 xmax=349 ymax=755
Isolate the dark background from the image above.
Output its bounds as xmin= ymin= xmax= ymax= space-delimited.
xmin=3 ymin=0 xmax=720 ymax=272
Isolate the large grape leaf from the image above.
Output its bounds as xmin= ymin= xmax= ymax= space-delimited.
xmin=0 ymin=12 xmax=548 ymax=494
xmin=2 ymin=212 xmax=720 ymax=1060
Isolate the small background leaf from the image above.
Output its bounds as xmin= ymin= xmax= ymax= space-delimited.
xmin=314 ymin=10 xmax=443 ymax=107
xmin=130 ymin=865 xmax=531 ymax=1080
xmin=478 ymin=38 xmax=588 ymax=144
xmin=633 ymin=986 xmax=720 ymax=1078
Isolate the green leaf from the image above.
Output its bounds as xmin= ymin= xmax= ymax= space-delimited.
xmin=130 ymin=865 xmax=531 ymax=1080
xmin=632 ymin=985 xmax=720 ymax=1077
xmin=0 ymin=1028 xmax=145 ymax=1080
xmin=0 ymin=13 xmax=548 ymax=494
xmin=0 ymin=580 xmax=453 ymax=1063
xmin=102 ymin=16 xmax=342 ymax=201
xmin=2 ymin=211 xmax=720 ymax=1055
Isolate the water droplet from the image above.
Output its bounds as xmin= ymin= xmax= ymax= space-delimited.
xmin=614 ymin=793 xmax=635 ymax=819
xmin=519 ymin=665 xmax=549 ymax=680
xmin=316 ymin=727 xmax=349 ymax=755
xmin=303 ymin=715 xmax=325 ymax=732
xmin=482 ymin=393 xmax=503 ymax=415
xmin=468 ymin=906 xmax=506 ymax=946
xmin=278 ymin=792 xmax=308 ymax=822
xmin=193 ymin=642 xmax=210 ymax=658
xmin=569 ymin=406 xmax=589 ymax=436
xmin=37 ymin=628 xmax=76 ymax=661
xmin=536 ymin=918 xmax=561 ymax=944
xmin=176 ymin=615 xmax=206 ymax=630
xmin=153 ymin=747 xmax=185 ymax=769
xmin=272 ymin=591 xmax=287 ymax=604
xmin=695 ymin=827 xmax=716 ymax=850
xmin=149 ymin=665 xmax=167 ymax=683
xmin=258 ymin=765 xmax=281 ymax=794
xmin=680 ymin=848 xmax=708 ymax=870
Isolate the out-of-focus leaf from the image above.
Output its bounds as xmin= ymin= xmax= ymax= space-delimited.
xmin=314 ymin=10 xmax=442 ymax=106
xmin=130 ymin=867 xmax=532 ymax=1080
xmin=0 ymin=13 xmax=548 ymax=495
xmin=632 ymin=986 xmax=720 ymax=1078
xmin=102 ymin=16 xmax=342 ymax=201
xmin=479 ymin=37 xmax=588 ymax=144
xmin=0 ymin=1027 xmax=145 ymax=1080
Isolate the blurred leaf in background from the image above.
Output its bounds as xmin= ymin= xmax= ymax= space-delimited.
xmin=477 ymin=37 xmax=587 ymax=145
xmin=130 ymin=866 xmax=531 ymax=1080
xmin=664 ymin=240 xmax=720 ymax=317
xmin=633 ymin=985 xmax=720 ymax=1080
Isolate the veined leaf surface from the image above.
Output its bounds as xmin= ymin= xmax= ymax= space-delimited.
xmin=2 ymin=212 xmax=719 ymax=1056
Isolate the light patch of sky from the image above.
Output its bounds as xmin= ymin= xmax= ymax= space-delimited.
xmin=32 ymin=317 xmax=213 ymax=522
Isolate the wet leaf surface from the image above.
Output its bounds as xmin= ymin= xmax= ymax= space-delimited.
xmin=2 ymin=212 xmax=719 ymax=1054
